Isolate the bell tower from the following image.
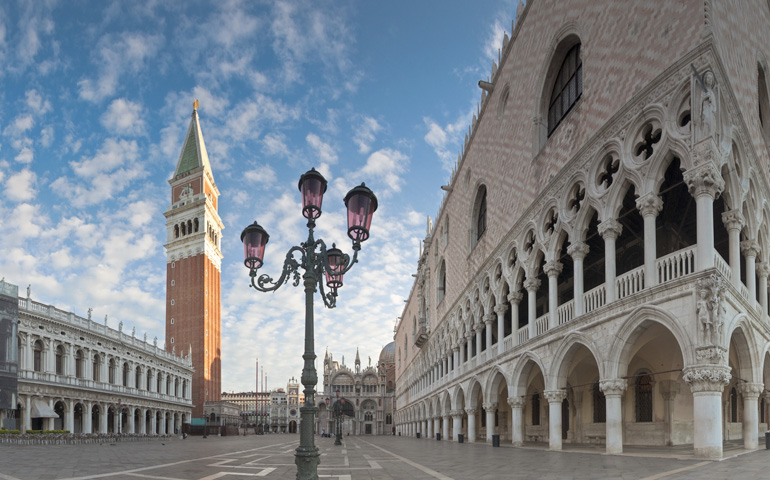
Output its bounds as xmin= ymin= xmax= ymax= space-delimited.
xmin=164 ymin=101 xmax=223 ymax=419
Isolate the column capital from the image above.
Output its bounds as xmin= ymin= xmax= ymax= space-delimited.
xmin=450 ymin=409 xmax=463 ymax=418
xmin=683 ymin=163 xmax=724 ymax=199
xmin=507 ymin=292 xmax=524 ymax=305
xmin=599 ymin=379 xmax=626 ymax=396
xmin=721 ymin=209 xmax=745 ymax=231
xmin=757 ymin=262 xmax=770 ymax=278
xmin=598 ymin=219 xmax=623 ymax=240
xmin=683 ymin=365 xmax=731 ymax=393
xmin=523 ymin=277 xmax=541 ymax=292
xmin=543 ymin=389 xmax=567 ymax=404
xmin=738 ymin=382 xmax=764 ymax=399
xmin=635 ymin=193 xmax=663 ymax=218
xmin=494 ymin=304 xmax=509 ymax=316
xmin=483 ymin=313 xmax=495 ymax=325
xmin=567 ymin=241 xmax=589 ymax=260
xmin=507 ymin=396 xmax=525 ymax=409
xmin=740 ymin=240 xmax=761 ymax=258
xmin=465 ymin=407 xmax=477 ymax=416
xmin=482 ymin=402 xmax=498 ymax=412
xmin=544 ymin=261 xmax=563 ymax=277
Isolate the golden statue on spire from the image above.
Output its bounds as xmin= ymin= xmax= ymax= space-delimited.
xmin=193 ymin=99 xmax=199 ymax=112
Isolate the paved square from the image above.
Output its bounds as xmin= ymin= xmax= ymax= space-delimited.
xmin=0 ymin=435 xmax=768 ymax=479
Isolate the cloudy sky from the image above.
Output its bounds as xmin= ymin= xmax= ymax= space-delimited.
xmin=0 ymin=0 xmax=518 ymax=392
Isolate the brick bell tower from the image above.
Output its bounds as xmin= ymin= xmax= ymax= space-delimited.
xmin=164 ymin=100 xmax=223 ymax=419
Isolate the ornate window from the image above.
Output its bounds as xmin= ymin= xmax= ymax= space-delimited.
xmin=759 ymin=64 xmax=770 ymax=143
xmin=472 ymin=185 xmax=488 ymax=247
xmin=136 ymin=366 xmax=142 ymax=390
xmin=174 ymin=225 xmax=179 ymax=238
xmin=55 ymin=344 xmax=64 ymax=375
xmin=123 ymin=362 xmax=130 ymax=386
xmin=548 ymin=44 xmax=582 ymax=136
xmin=108 ymin=358 xmax=116 ymax=384
xmin=33 ymin=340 xmax=43 ymax=372
xmin=75 ymin=350 xmax=84 ymax=378
xmin=531 ymin=391 xmax=541 ymax=425
xmin=635 ymin=373 xmax=653 ymax=422
xmin=93 ymin=354 xmax=100 ymax=382
xmin=592 ymin=381 xmax=606 ymax=423
xmin=437 ymin=260 xmax=446 ymax=303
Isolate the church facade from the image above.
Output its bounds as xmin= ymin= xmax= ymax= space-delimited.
xmin=394 ymin=0 xmax=770 ymax=459
xmin=318 ymin=344 xmax=396 ymax=435
xmin=164 ymin=102 xmax=224 ymax=420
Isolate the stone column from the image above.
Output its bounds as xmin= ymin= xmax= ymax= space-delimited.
xmin=451 ymin=410 xmax=463 ymax=442
xmin=636 ymin=194 xmax=663 ymax=288
xmin=494 ymin=305 xmax=508 ymax=354
xmin=739 ymin=382 xmax=764 ymax=450
xmin=427 ymin=416 xmax=433 ymax=438
xmin=23 ymin=396 xmax=30 ymax=432
xmin=741 ymin=240 xmax=760 ymax=302
xmin=452 ymin=346 xmax=459 ymax=375
xmin=442 ymin=414 xmax=449 ymax=441
xmin=466 ymin=408 xmax=477 ymax=442
xmin=150 ymin=410 xmax=156 ymax=435
xmin=101 ymin=403 xmax=108 ymax=433
xmin=484 ymin=313 xmax=494 ymax=353
xmin=598 ymin=219 xmax=622 ymax=303
xmin=544 ymin=390 xmax=566 ymax=451
xmin=508 ymin=397 xmax=525 ymax=446
xmin=128 ymin=407 xmax=135 ymax=434
xmin=524 ymin=278 xmax=540 ymax=339
xmin=567 ymin=242 xmax=589 ymax=316
xmin=660 ymin=380 xmax=679 ymax=446
xmin=544 ymin=261 xmax=563 ymax=329
xmin=483 ymin=402 xmax=497 ymax=442
xmin=434 ymin=416 xmax=441 ymax=439
xmin=475 ymin=324 xmax=483 ymax=357
xmin=83 ymin=401 xmax=92 ymax=434
xmin=683 ymin=365 xmax=731 ymax=458
xmin=684 ymin=161 xmax=724 ymax=271
xmin=66 ymin=400 xmax=74 ymax=433
xmin=600 ymin=379 xmax=626 ymax=454
xmin=508 ymin=292 xmax=523 ymax=343
xmin=722 ymin=210 xmax=744 ymax=286
xmin=67 ymin=344 xmax=75 ymax=378
xmin=758 ymin=262 xmax=770 ymax=318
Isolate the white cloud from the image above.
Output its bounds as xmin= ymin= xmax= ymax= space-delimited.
xmin=79 ymin=32 xmax=164 ymax=102
xmin=261 ymin=132 xmax=290 ymax=157
xmin=244 ymin=163 xmax=277 ymax=185
xmin=358 ymin=149 xmax=408 ymax=195
xmin=5 ymin=169 xmax=36 ymax=201
xmin=306 ymin=133 xmax=338 ymax=164
xmin=224 ymin=94 xmax=300 ymax=141
xmin=70 ymin=138 xmax=139 ymax=177
xmin=39 ymin=125 xmax=53 ymax=148
xmin=25 ymin=89 xmax=51 ymax=115
xmin=101 ymin=98 xmax=146 ymax=136
xmin=5 ymin=114 xmax=34 ymax=137
xmin=482 ymin=19 xmax=506 ymax=66
xmin=352 ymin=116 xmax=381 ymax=154
xmin=14 ymin=146 xmax=33 ymax=164
xmin=423 ymin=110 xmax=473 ymax=172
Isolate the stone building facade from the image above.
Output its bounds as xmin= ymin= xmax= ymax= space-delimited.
xmin=318 ymin=345 xmax=395 ymax=435
xmin=7 ymin=281 xmax=192 ymax=434
xmin=394 ymin=0 xmax=770 ymax=459
xmin=164 ymin=102 xmax=224 ymax=420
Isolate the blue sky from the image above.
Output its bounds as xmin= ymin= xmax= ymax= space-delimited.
xmin=0 ymin=0 xmax=518 ymax=392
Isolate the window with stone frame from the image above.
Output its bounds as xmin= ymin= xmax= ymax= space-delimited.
xmin=93 ymin=354 xmax=100 ymax=381
xmin=33 ymin=340 xmax=43 ymax=372
xmin=437 ymin=259 xmax=447 ymax=304
xmin=55 ymin=344 xmax=64 ymax=375
xmin=75 ymin=349 xmax=84 ymax=378
xmin=472 ymin=185 xmax=488 ymax=247
xmin=759 ymin=64 xmax=770 ymax=144
xmin=548 ymin=44 xmax=582 ymax=136
xmin=635 ymin=373 xmax=653 ymax=422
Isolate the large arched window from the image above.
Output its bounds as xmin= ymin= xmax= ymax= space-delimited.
xmin=136 ymin=366 xmax=142 ymax=390
xmin=635 ymin=373 xmax=653 ymax=422
xmin=759 ymin=64 xmax=770 ymax=143
xmin=75 ymin=350 xmax=84 ymax=378
xmin=123 ymin=362 xmax=130 ymax=387
xmin=108 ymin=358 xmax=116 ymax=384
xmin=472 ymin=185 xmax=488 ymax=247
xmin=93 ymin=354 xmax=100 ymax=382
xmin=437 ymin=260 xmax=447 ymax=303
xmin=548 ymin=44 xmax=582 ymax=136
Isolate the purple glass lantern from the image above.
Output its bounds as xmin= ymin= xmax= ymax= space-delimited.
xmin=324 ymin=244 xmax=344 ymax=294
xmin=344 ymin=183 xmax=378 ymax=242
xmin=241 ymin=221 xmax=270 ymax=270
xmin=298 ymin=168 xmax=328 ymax=220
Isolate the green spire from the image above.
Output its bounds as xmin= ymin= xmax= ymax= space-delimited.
xmin=173 ymin=100 xmax=212 ymax=179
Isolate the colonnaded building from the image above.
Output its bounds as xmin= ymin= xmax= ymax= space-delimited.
xmin=318 ymin=345 xmax=396 ymax=435
xmin=395 ymin=0 xmax=770 ymax=459
xmin=1 ymin=279 xmax=192 ymax=434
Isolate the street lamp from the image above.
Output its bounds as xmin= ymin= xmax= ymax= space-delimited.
xmin=241 ymin=168 xmax=377 ymax=480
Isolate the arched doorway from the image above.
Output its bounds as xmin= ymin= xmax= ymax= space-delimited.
xmin=92 ymin=405 xmax=101 ymax=433
xmin=107 ymin=405 xmax=116 ymax=433
xmin=288 ymin=420 xmax=297 ymax=433
xmin=73 ymin=403 xmax=84 ymax=433
xmin=54 ymin=401 xmax=65 ymax=431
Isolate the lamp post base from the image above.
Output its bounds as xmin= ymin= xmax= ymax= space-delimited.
xmin=295 ymin=405 xmax=320 ymax=480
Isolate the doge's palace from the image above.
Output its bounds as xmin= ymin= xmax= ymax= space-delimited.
xmin=395 ymin=0 xmax=770 ymax=459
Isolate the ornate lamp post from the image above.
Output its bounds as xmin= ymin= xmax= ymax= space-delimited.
xmin=241 ymin=168 xmax=377 ymax=480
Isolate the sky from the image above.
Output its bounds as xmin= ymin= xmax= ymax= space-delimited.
xmin=0 ymin=0 xmax=519 ymax=393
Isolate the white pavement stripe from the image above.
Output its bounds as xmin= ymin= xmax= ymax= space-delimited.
xmin=319 ymin=476 xmax=351 ymax=480
xmin=357 ymin=439 xmax=455 ymax=480
xmin=0 ymin=473 xmax=24 ymax=480
xmin=638 ymin=461 xmax=712 ymax=480
xmin=126 ymin=474 xmax=187 ymax=480
xmin=198 ymin=471 xmax=274 ymax=480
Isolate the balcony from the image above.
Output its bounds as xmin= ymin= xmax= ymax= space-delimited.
xmin=413 ymin=326 xmax=428 ymax=348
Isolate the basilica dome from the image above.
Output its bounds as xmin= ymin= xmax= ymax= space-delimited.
xmin=378 ymin=341 xmax=395 ymax=365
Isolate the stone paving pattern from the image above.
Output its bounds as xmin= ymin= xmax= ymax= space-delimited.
xmin=0 ymin=434 xmax=768 ymax=480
